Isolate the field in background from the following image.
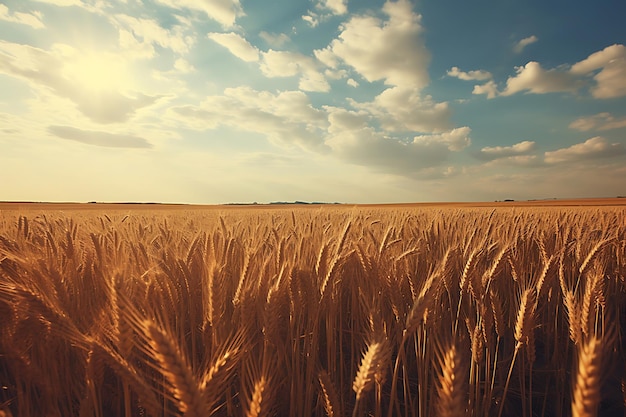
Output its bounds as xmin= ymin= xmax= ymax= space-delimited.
xmin=0 ymin=203 xmax=625 ymax=417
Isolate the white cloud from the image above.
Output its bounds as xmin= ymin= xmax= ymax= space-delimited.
xmin=412 ymin=127 xmax=471 ymax=151
xmin=479 ymin=140 xmax=536 ymax=160
xmin=570 ymin=44 xmax=625 ymax=74
xmin=569 ymin=113 xmax=626 ymax=132
xmin=447 ymin=66 xmax=492 ymax=81
xmin=316 ymin=0 xmax=348 ymax=15
xmin=259 ymin=31 xmax=289 ymax=47
xmin=472 ymin=80 xmax=498 ymax=99
xmin=208 ymin=32 xmax=259 ymax=62
xmin=302 ymin=12 xmax=319 ymax=28
xmin=501 ymin=61 xmax=580 ymax=96
xmin=114 ymin=15 xmax=193 ymax=55
xmin=350 ymin=86 xmax=452 ymax=133
xmin=347 ymin=78 xmax=359 ymax=87
xmin=260 ymin=49 xmax=329 ymax=92
xmin=173 ymin=58 xmax=195 ymax=73
xmin=153 ymin=0 xmax=244 ymax=27
xmin=483 ymin=155 xmax=539 ymax=167
xmin=169 ymin=86 xmax=329 ymax=152
xmin=48 ymin=125 xmax=153 ymax=148
xmin=326 ymin=107 xmax=470 ymax=174
xmin=570 ymin=44 xmax=626 ymax=99
xmin=514 ymin=35 xmax=538 ymax=53
xmin=544 ymin=137 xmax=625 ymax=164
xmin=0 ymin=4 xmax=45 ymax=29
xmin=318 ymin=0 xmax=429 ymax=89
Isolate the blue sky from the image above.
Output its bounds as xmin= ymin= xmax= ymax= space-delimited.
xmin=1 ymin=0 xmax=625 ymax=204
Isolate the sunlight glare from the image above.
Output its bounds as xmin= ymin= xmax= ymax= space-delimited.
xmin=65 ymin=52 xmax=131 ymax=93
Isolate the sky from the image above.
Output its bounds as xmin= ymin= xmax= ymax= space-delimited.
xmin=1 ymin=0 xmax=625 ymax=204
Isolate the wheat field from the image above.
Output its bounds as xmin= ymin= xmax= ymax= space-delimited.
xmin=0 ymin=204 xmax=625 ymax=417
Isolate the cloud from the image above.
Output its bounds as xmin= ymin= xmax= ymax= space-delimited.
xmin=302 ymin=12 xmax=319 ymax=28
xmin=0 ymin=40 xmax=160 ymax=123
xmin=570 ymin=44 xmax=626 ymax=99
xmin=208 ymin=32 xmax=259 ymax=62
xmin=316 ymin=0 xmax=348 ymax=15
xmin=447 ymin=66 xmax=492 ymax=81
xmin=174 ymin=58 xmax=195 ymax=73
xmin=114 ymin=14 xmax=193 ymax=55
xmin=500 ymin=61 xmax=580 ymax=96
xmin=260 ymin=49 xmax=329 ymax=92
xmin=570 ymin=44 xmax=625 ymax=74
xmin=472 ymin=44 xmax=626 ymax=99
xmin=472 ymin=80 xmax=498 ymax=99
xmin=514 ymin=35 xmax=538 ymax=53
xmin=326 ymin=107 xmax=470 ymax=174
xmin=169 ymin=86 xmax=329 ymax=152
xmin=483 ymin=155 xmax=540 ymax=167
xmin=318 ymin=0 xmax=429 ymax=89
xmin=347 ymin=78 xmax=359 ymax=87
xmin=31 ymin=0 xmax=82 ymax=6
xmin=0 ymin=4 xmax=45 ymax=29
xmin=48 ymin=125 xmax=153 ymax=148
xmin=478 ymin=140 xmax=536 ymax=160
xmin=544 ymin=136 xmax=625 ymax=164
xmin=569 ymin=113 xmax=626 ymax=132
xmin=153 ymin=0 xmax=244 ymax=27
xmin=349 ymin=86 xmax=452 ymax=133
xmin=259 ymin=31 xmax=290 ymax=47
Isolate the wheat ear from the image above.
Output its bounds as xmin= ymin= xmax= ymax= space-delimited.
xmin=352 ymin=340 xmax=390 ymax=417
xmin=318 ymin=369 xmax=342 ymax=417
xmin=437 ymin=343 xmax=469 ymax=417
xmin=246 ymin=376 xmax=267 ymax=417
xmin=572 ymin=336 xmax=603 ymax=417
xmin=143 ymin=321 xmax=205 ymax=417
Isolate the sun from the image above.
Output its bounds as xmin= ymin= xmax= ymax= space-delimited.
xmin=64 ymin=51 xmax=132 ymax=94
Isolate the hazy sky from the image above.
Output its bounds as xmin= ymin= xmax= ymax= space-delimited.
xmin=1 ymin=0 xmax=625 ymax=204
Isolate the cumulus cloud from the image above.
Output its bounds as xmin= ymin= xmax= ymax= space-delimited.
xmin=260 ymin=49 xmax=329 ymax=92
xmin=0 ymin=40 xmax=160 ymax=123
xmin=544 ymin=136 xmax=625 ymax=164
xmin=472 ymin=80 xmax=498 ymax=99
xmin=153 ymin=0 xmax=243 ymax=27
xmin=169 ymin=86 xmax=329 ymax=152
xmin=472 ymin=44 xmax=626 ymax=99
xmin=48 ymin=125 xmax=153 ymax=148
xmin=208 ymin=32 xmax=259 ymax=62
xmin=349 ymin=86 xmax=452 ymax=133
xmin=570 ymin=44 xmax=625 ymax=75
xmin=570 ymin=44 xmax=626 ymax=99
xmin=500 ymin=61 xmax=580 ymax=96
xmin=317 ymin=0 xmax=429 ymax=89
xmin=569 ymin=113 xmax=626 ymax=132
xmin=447 ymin=66 xmax=492 ymax=81
xmin=316 ymin=0 xmax=348 ymax=15
xmin=0 ymin=4 xmax=45 ymax=29
xmin=478 ymin=140 xmax=536 ymax=160
xmin=326 ymin=107 xmax=470 ymax=174
xmin=347 ymin=78 xmax=359 ymax=87
xmin=514 ymin=35 xmax=538 ymax=53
